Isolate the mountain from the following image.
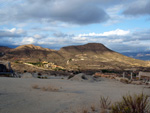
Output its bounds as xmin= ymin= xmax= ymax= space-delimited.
xmin=0 ymin=43 xmax=150 ymax=72
xmin=15 ymin=44 xmax=52 ymax=51
xmin=122 ymin=51 xmax=150 ymax=61
xmin=0 ymin=46 xmax=11 ymax=52
xmin=60 ymin=43 xmax=112 ymax=53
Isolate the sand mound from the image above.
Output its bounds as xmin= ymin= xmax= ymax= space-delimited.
xmin=70 ymin=73 xmax=100 ymax=82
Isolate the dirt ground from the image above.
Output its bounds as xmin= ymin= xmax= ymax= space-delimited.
xmin=0 ymin=77 xmax=149 ymax=113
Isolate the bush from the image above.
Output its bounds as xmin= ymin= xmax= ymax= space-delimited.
xmin=111 ymin=93 xmax=150 ymax=113
xmin=60 ymin=93 xmax=150 ymax=113
xmin=100 ymin=96 xmax=111 ymax=111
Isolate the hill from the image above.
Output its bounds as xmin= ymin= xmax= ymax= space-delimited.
xmin=0 ymin=43 xmax=150 ymax=72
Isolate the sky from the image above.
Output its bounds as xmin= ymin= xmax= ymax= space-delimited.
xmin=0 ymin=0 xmax=150 ymax=53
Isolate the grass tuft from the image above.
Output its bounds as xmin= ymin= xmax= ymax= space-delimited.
xmin=111 ymin=93 xmax=150 ymax=113
xmin=32 ymin=84 xmax=39 ymax=89
xmin=100 ymin=96 xmax=111 ymax=110
xmin=32 ymin=84 xmax=59 ymax=92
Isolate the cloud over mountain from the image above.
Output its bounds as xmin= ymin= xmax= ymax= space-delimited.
xmin=0 ymin=0 xmax=150 ymax=53
xmin=0 ymin=0 xmax=111 ymax=25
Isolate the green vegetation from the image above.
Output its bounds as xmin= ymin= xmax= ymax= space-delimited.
xmin=14 ymin=60 xmax=19 ymax=63
xmin=27 ymin=62 xmax=44 ymax=67
xmin=54 ymin=67 xmax=66 ymax=71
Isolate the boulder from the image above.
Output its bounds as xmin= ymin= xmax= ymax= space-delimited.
xmin=115 ymin=77 xmax=129 ymax=84
xmin=21 ymin=73 xmax=33 ymax=78
xmin=70 ymin=73 xmax=99 ymax=82
xmin=0 ymin=61 xmax=12 ymax=72
xmin=131 ymin=81 xmax=142 ymax=85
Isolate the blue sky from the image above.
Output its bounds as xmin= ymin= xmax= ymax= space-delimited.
xmin=0 ymin=0 xmax=150 ymax=52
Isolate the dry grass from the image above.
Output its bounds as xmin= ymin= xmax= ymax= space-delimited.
xmin=82 ymin=109 xmax=88 ymax=113
xmin=60 ymin=93 xmax=150 ymax=113
xmin=32 ymin=84 xmax=39 ymax=89
xmin=90 ymin=104 xmax=96 ymax=112
xmin=41 ymin=86 xmax=59 ymax=92
xmin=100 ymin=96 xmax=111 ymax=110
xmin=32 ymin=84 xmax=59 ymax=92
xmin=111 ymin=93 xmax=150 ymax=113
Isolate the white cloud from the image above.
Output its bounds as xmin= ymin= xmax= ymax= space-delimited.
xmin=21 ymin=37 xmax=35 ymax=45
xmin=108 ymin=39 xmax=123 ymax=43
xmin=6 ymin=28 xmax=25 ymax=34
xmin=79 ymin=29 xmax=130 ymax=37
xmin=8 ymin=28 xmax=16 ymax=33
xmin=34 ymin=34 xmax=42 ymax=39
xmin=73 ymin=36 xmax=87 ymax=41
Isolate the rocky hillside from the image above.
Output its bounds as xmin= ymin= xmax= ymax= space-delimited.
xmin=0 ymin=46 xmax=11 ymax=52
xmin=0 ymin=43 xmax=150 ymax=71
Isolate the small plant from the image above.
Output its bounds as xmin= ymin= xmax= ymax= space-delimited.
xmin=14 ymin=60 xmax=19 ymax=63
xmin=59 ymin=93 xmax=150 ymax=113
xmin=90 ymin=104 xmax=96 ymax=112
xmin=82 ymin=107 xmax=88 ymax=113
xmin=44 ymin=76 xmax=48 ymax=79
xmin=100 ymin=96 xmax=111 ymax=110
xmin=24 ymin=70 xmax=27 ymax=73
xmin=38 ymin=72 xmax=42 ymax=76
xmin=37 ymin=75 xmax=41 ymax=78
xmin=32 ymin=84 xmax=39 ymax=89
xmin=111 ymin=93 xmax=150 ymax=113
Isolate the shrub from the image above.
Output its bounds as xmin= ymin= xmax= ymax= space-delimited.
xmin=100 ymin=96 xmax=111 ymax=110
xmin=111 ymin=93 xmax=150 ymax=113
xmin=32 ymin=84 xmax=39 ymax=89
xmin=14 ymin=60 xmax=19 ymax=63
xmin=24 ymin=70 xmax=27 ymax=73
xmin=60 ymin=93 xmax=150 ymax=113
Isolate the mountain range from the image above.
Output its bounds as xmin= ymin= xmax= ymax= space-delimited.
xmin=122 ymin=51 xmax=150 ymax=61
xmin=0 ymin=43 xmax=150 ymax=72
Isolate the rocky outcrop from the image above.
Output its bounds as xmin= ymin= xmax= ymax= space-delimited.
xmin=21 ymin=73 xmax=33 ymax=78
xmin=0 ymin=61 xmax=12 ymax=72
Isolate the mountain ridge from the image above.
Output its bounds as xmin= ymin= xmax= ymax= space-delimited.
xmin=0 ymin=43 xmax=150 ymax=71
xmin=15 ymin=44 xmax=54 ymax=51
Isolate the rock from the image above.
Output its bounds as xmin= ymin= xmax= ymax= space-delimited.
xmin=70 ymin=73 xmax=99 ymax=82
xmin=21 ymin=73 xmax=33 ymax=78
xmin=115 ymin=77 xmax=129 ymax=84
xmin=120 ymin=78 xmax=129 ymax=84
xmin=0 ymin=61 xmax=14 ymax=77
xmin=131 ymin=81 xmax=142 ymax=85
xmin=115 ymin=77 xmax=122 ymax=81
xmin=14 ymin=72 xmax=21 ymax=78
xmin=32 ymin=73 xmax=39 ymax=78
xmin=0 ymin=61 xmax=12 ymax=72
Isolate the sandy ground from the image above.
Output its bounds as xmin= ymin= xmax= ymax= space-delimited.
xmin=0 ymin=77 xmax=150 ymax=113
